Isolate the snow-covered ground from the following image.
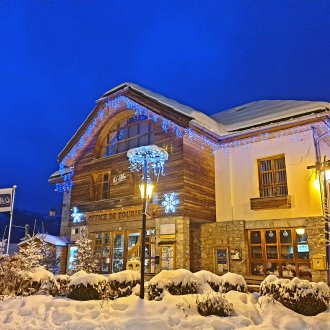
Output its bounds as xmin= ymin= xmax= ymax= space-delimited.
xmin=0 ymin=291 xmax=329 ymax=330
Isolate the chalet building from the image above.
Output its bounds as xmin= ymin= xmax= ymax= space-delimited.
xmin=50 ymin=83 xmax=330 ymax=284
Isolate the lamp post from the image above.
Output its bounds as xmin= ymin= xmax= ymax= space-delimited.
xmin=127 ymin=145 xmax=168 ymax=299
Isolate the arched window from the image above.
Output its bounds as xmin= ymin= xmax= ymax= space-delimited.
xmin=101 ymin=115 xmax=154 ymax=157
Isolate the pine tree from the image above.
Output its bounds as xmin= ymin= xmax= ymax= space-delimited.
xmin=39 ymin=234 xmax=60 ymax=274
xmin=17 ymin=234 xmax=43 ymax=271
xmin=0 ymin=238 xmax=6 ymax=257
xmin=71 ymin=227 xmax=97 ymax=274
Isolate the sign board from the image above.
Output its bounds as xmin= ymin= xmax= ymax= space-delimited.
xmin=86 ymin=206 xmax=143 ymax=223
xmin=111 ymin=172 xmax=128 ymax=185
xmin=214 ymin=247 xmax=229 ymax=274
xmin=0 ymin=188 xmax=12 ymax=212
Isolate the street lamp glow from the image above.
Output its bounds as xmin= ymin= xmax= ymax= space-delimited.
xmin=325 ymin=169 xmax=330 ymax=182
xmin=139 ymin=178 xmax=154 ymax=199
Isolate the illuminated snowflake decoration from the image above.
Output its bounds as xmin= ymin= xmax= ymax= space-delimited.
xmin=71 ymin=206 xmax=84 ymax=223
xmin=127 ymin=145 xmax=168 ymax=175
xmin=162 ymin=192 xmax=179 ymax=213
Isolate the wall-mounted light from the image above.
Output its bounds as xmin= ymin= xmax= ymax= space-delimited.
xmin=296 ymin=228 xmax=305 ymax=236
xmin=325 ymin=169 xmax=330 ymax=182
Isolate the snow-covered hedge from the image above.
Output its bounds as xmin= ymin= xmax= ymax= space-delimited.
xmin=196 ymin=293 xmax=233 ymax=317
xmin=106 ymin=270 xmax=140 ymax=299
xmin=194 ymin=271 xmax=247 ymax=293
xmin=67 ymin=271 xmax=107 ymax=301
xmin=148 ymin=269 xmax=198 ymax=300
xmin=260 ymin=275 xmax=330 ymax=316
xmin=0 ymin=256 xmax=55 ymax=297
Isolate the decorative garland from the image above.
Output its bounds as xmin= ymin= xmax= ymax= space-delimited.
xmin=55 ymin=95 xmax=329 ymax=192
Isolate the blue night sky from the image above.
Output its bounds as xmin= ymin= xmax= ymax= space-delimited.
xmin=1 ymin=1 xmax=330 ymax=213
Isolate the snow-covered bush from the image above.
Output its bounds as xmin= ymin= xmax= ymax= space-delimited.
xmin=67 ymin=271 xmax=107 ymax=301
xmin=106 ymin=270 xmax=140 ymax=299
xmin=0 ymin=255 xmax=54 ymax=297
xmin=196 ymin=293 xmax=233 ymax=317
xmin=70 ymin=228 xmax=98 ymax=274
xmin=148 ymin=269 xmax=198 ymax=300
xmin=218 ymin=272 xmax=248 ymax=293
xmin=260 ymin=275 xmax=330 ymax=316
xmin=41 ymin=274 xmax=70 ymax=297
xmin=194 ymin=271 xmax=247 ymax=293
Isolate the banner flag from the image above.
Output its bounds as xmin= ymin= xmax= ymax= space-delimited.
xmin=0 ymin=188 xmax=13 ymax=212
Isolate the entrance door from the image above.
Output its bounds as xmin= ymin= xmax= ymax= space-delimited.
xmin=112 ymin=232 xmax=125 ymax=273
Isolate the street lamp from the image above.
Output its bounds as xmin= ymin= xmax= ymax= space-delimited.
xmin=127 ymin=145 xmax=168 ymax=299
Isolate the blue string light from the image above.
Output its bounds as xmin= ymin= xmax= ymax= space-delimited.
xmin=56 ymin=96 xmax=324 ymax=193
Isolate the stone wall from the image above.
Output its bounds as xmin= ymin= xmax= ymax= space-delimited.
xmin=60 ymin=190 xmax=72 ymax=238
xmin=200 ymin=221 xmax=247 ymax=275
xmin=305 ymin=216 xmax=327 ymax=283
xmin=155 ymin=216 xmax=190 ymax=271
xmin=190 ymin=223 xmax=201 ymax=272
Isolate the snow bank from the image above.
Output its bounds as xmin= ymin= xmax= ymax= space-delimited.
xmin=0 ymin=290 xmax=329 ymax=329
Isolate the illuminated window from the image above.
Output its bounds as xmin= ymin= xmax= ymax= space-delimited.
xmin=102 ymin=115 xmax=154 ymax=157
xmin=258 ymin=155 xmax=288 ymax=197
xmin=249 ymin=228 xmax=311 ymax=280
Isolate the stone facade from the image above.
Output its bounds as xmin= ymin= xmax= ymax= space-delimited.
xmin=200 ymin=221 xmax=247 ymax=275
xmin=60 ymin=190 xmax=72 ymax=238
xmin=199 ymin=217 xmax=327 ymax=283
xmin=154 ymin=216 xmax=190 ymax=270
xmin=305 ymin=216 xmax=327 ymax=283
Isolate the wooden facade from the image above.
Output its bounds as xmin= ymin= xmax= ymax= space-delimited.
xmin=56 ymin=84 xmax=216 ymax=274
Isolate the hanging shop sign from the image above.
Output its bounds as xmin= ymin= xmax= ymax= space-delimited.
xmin=0 ymin=188 xmax=12 ymax=212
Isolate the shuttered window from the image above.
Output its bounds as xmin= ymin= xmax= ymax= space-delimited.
xmin=258 ymin=155 xmax=288 ymax=197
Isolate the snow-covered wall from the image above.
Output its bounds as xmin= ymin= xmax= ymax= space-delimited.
xmin=215 ymin=127 xmax=325 ymax=222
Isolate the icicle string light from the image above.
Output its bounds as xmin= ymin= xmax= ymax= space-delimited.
xmin=127 ymin=145 xmax=169 ymax=176
xmin=56 ymin=95 xmax=329 ymax=191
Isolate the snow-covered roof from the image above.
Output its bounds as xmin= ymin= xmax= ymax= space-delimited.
xmin=212 ymin=100 xmax=330 ymax=133
xmin=49 ymin=167 xmax=73 ymax=180
xmin=103 ymin=83 xmax=226 ymax=136
xmin=18 ymin=234 xmax=68 ymax=247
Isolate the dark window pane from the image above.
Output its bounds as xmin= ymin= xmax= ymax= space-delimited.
xmin=281 ymin=263 xmax=296 ymax=277
xmin=265 ymin=230 xmax=277 ymax=243
xmin=251 ymin=246 xmax=262 ymax=259
xmin=266 ymin=246 xmax=278 ymax=259
xmin=251 ymin=231 xmax=261 ymax=244
xmin=265 ymin=262 xmax=279 ymax=276
xmin=280 ymin=230 xmax=292 ymax=243
xmin=281 ymin=245 xmax=294 ymax=259
xmin=251 ymin=262 xmax=264 ymax=275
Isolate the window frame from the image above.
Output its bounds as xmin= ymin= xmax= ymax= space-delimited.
xmin=257 ymin=154 xmax=288 ymax=197
xmin=93 ymin=171 xmax=111 ymax=201
xmin=248 ymin=228 xmax=311 ymax=279
xmin=103 ymin=115 xmax=154 ymax=157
